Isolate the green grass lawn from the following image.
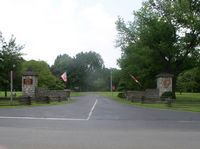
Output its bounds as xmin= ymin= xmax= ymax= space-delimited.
xmin=70 ymin=91 xmax=87 ymax=97
xmin=176 ymin=92 xmax=200 ymax=103
xmin=0 ymin=91 xmax=22 ymax=97
xmin=0 ymin=91 xmax=71 ymax=108
xmin=99 ymin=92 xmax=200 ymax=113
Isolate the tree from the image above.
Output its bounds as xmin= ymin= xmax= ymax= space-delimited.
xmin=51 ymin=54 xmax=73 ymax=88
xmin=51 ymin=54 xmax=73 ymax=76
xmin=177 ymin=67 xmax=200 ymax=92
xmin=0 ymin=32 xmax=24 ymax=96
xmin=116 ymin=0 xmax=200 ymax=98
xmin=51 ymin=51 xmax=108 ymax=91
xmin=73 ymin=51 xmax=105 ymax=91
xmin=111 ymin=68 xmax=121 ymax=91
xmin=21 ymin=60 xmax=64 ymax=89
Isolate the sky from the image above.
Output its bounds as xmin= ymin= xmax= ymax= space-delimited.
xmin=0 ymin=0 xmax=143 ymax=68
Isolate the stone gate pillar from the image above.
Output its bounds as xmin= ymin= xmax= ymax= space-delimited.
xmin=156 ymin=73 xmax=173 ymax=97
xmin=22 ymin=70 xmax=38 ymax=97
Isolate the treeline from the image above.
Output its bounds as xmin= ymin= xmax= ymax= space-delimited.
xmin=0 ymin=32 xmax=120 ymax=95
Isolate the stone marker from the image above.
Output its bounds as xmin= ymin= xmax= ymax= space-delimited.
xmin=22 ymin=69 xmax=38 ymax=98
xmin=156 ymin=73 xmax=173 ymax=97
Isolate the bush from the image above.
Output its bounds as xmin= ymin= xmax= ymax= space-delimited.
xmin=161 ymin=91 xmax=173 ymax=98
xmin=117 ymin=92 xmax=126 ymax=98
xmin=161 ymin=91 xmax=173 ymax=107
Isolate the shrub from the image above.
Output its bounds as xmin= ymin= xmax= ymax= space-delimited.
xmin=117 ymin=92 xmax=126 ymax=98
xmin=161 ymin=91 xmax=173 ymax=98
xmin=161 ymin=91 xmax=173 ymax=107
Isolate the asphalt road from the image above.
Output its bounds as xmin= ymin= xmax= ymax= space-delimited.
xmin=0 ymin=93 xmax=200 ymax=149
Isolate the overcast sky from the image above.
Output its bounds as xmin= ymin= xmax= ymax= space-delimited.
xmin=0 ymin=0 xmax=143 ymax=68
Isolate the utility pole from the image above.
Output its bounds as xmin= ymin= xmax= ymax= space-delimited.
xmin=10 ymin=70 xmax=13 ymax=103
xmin=10 ymin=64 xmax=15 ymax=104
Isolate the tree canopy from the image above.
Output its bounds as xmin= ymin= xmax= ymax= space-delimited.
xmin=51 ymin=51 xmax=111 ymax=91
xmin=0 ymin=32 xmax=24 ymax=96
xmin=116 ymin=0 xmax=200 ymax=98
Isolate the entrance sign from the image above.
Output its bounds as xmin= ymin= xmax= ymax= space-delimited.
xmin=156 ymin=73 xmax=173 ymax=97
xmin=22 ymin=70 xmax=38 ymax=97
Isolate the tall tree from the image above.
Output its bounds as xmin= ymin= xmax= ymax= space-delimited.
xmin=51 ymin=54 xmax=73 ymax=88
xmin=51 ymin=54 xmax=73 ymax=76
xmin=73 ymin=51 xmax=105 ymax=91
xmin=0 ymin=32 xmax=24 ymax=96
xmin=21 ymin=60 xmax=64 ymax=89
xmin=116 ymin=0 xmax=200 ymax=98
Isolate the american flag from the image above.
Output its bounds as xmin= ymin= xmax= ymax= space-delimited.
xmin=61 ymin=72 xmax=67 ymax=82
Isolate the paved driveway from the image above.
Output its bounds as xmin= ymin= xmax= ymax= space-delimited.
xmin=0 ymin=93 xmax=200 ymax=149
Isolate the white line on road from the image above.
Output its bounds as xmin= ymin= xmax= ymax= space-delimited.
xmin=0 ymin=116 xmax=87 ymax=121
xmin=178 ymin=120 xmax=200 ymax=123
xmin=0 ymin=99 xmax=98 ymax=121
xmin=87 ymin=99 xmax=98 ymax=120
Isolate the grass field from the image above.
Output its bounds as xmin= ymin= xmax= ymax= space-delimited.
xmin=176 ymin=92 xmax=200 ymax=103
xmin=99 ymin=92 xmax=200 ymax=112
xmin=0 ymin=91 xmax=22 ymax=97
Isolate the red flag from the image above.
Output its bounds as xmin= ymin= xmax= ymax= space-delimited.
xmin=130 ymin=74 xmax=141 ymax=86
xmin=61 ymin=72 xmax=67 ymax=82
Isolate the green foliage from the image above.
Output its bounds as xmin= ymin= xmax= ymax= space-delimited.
xmin=177 ymin=67 xmax=200 ymax=92
xmin=21 ymin=60 xmax=64 ymax=89
xmin=117 ymin=92 xmax=126 ymax=98
xmin=73 ymin=51 xmax=105 ymax=91
xmin=51 ymin=54 xmax=73 ymax=77
xmin=161 ymin=91 xmax=173 ymax=98
xmin=51 ymin=51 xmax=112 ymax=91
xmin=112 ymin=69 xmax=121 ymax=91
xmin=117 ymin=82 xmax=127 ymax=91
xmin=0 ymin=32 xmax=24 ymax=95
xmin=116 ymin=0 xmax=200 ymax=98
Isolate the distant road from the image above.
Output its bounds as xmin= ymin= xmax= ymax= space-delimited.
xmin=0 ymin=93 xmax=200 ymax=149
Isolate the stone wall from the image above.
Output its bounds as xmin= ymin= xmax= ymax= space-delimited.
xmin=126 ymin=89 xmax=159 ymax=102
xmin=145 ymin=89 xmax=159 ymax=99
xmin=126 ymin=91 xmax=145 ymax=102
xmin=125 ymin=73 xmax=173 ymax=102
xmin=156 ymin=73 xmax=173 ymax=97
xmin=22 ymin=75 xmax=38 ymax=97
xmin=35 ymin=87 xmax=70 ymax=101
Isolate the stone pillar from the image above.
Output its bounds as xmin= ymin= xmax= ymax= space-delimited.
xmin=156 ymin=73 xmax=173 ymax=97
xmin=22 ymin=70 xmax=38 ymax=97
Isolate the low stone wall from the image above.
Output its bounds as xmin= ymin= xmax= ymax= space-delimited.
xmin=145 ymin=89 xmax=159 ymax=99
xmin=126 ymin=91 xmax=145 ymax=102
xmin=126 ymin=89 xmax=160 ymax=103
xmin=35 ymin=87 xmax=70 ymax=101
